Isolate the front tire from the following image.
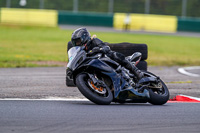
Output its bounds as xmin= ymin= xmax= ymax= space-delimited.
xmin=76 ymin=73 xmax=113 ymax=105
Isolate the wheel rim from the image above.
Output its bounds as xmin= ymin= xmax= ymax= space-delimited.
xmin=150 ymin=81 xmax=167 ymax=95
xmin=88 ymin=80 xmax=107 ymax=95
xmin=143 ymin=72 xmax=167 ymax=95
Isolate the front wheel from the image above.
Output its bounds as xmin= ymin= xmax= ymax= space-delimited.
xmin=76 ymin=73 xmax=113 ymax=105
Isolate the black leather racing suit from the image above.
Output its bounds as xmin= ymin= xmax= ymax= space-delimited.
xmin=85 ymin=38 xmax=143 ymax=80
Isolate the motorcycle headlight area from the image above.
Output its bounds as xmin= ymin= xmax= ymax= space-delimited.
xmin=68 ymin=51 xmax=86 ymax=71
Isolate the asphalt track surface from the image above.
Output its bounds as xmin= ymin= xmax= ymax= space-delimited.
xmin=0 ymin=67 xmax=200 ymax=133
xmin=59 ymin=24 xmax=200 ymax=38
xmin=0 ymin=100 xmax=200 ymax=133
xmin=0 ymin=66 xmax=199 ymax=99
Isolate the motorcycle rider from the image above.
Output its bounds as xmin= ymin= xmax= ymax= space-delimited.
xmin=71 ymin=27 xmax=144 ymax=81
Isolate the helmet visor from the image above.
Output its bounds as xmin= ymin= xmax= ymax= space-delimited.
xmin=72 ymin=38 xmax=82 ymax=46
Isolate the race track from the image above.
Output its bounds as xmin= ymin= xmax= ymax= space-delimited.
xmin=0 ymin=100 xmax=200 ymax=133
xmin=0 ymin=67 xmax=200 ymax=133
xmin=0 ymin=66 xmax=199 ymax=99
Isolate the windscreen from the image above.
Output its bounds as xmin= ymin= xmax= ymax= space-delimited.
xmin=67 ymin=46 xmax=81 ymax=68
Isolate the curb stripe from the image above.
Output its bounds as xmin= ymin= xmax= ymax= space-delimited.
xmin=1 ymin=95 xmax=200 ymax=103
xmin=169 ymin=94 xmax=200 ymax=103
xmin=178 ymin=66 xmax=200 ymax=77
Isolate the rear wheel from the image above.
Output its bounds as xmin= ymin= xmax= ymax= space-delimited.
xmin=143 ymin=71 xmax=170 ymax=105
xmin=76 ymin=73 xmax=113 ymax=105
xmin=148 ymin=80 xmax=169 ymax=105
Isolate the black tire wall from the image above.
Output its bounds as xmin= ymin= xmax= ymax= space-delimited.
xmin=67 ymin=41 xmax=73 ymax=52
xmin=136 ymin=61 xmax=147 ymax=71
xmin=106 ymin=42 xmax=148 ymax=71
xmin=106 ymin=42 xmax=148 ymax=60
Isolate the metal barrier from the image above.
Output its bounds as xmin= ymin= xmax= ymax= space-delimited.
xmin=58 ymin=11 xmax=113 ymax=27
xmin=0 ymin=8 xmax=200 ymax=33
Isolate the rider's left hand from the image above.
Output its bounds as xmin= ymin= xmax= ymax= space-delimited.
xmin=92 ymin=47 xmax=101 ymax=53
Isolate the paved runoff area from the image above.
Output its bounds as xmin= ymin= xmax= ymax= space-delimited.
xmin=0 ymin=66 xmax=200 ymax=101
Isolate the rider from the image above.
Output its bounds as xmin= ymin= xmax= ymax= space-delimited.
xmin=71 ymin=27 xmax=144 ymax=81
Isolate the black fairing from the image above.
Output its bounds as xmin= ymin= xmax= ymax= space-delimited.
xmin=73 ymin=58 xmax=149 ymax=100
xmin=67 ymin=46 xmax=150 ymax=102
xmin=73 ymin=58 xmax=124 ymax=98
xmin=100 ymin=57 xmax=119 ymax=69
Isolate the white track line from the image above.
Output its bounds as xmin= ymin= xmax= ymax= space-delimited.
xmin=0 ymin=98 xmax=89 ymax=101
xmin=178 ymin=66 xmax=200 ymax=77
xmin=1 ymin=96 xmax=200 ymax=102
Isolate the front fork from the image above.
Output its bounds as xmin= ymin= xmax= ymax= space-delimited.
xmin=87 ymin=73 xmax=106 ymax=88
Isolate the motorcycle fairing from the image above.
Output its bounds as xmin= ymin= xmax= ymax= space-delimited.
xmin=86 ymin=59 xmax=114 ymax=72
xmin=67 ymin=46 xmax=86 ymax=71
xmin=84 ymin=59 xmax=150 ymax=99
xmin=82 ymin=59 xmax=126 ymax=98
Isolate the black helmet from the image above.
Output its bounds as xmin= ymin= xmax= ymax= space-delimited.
xmin=71 ymin=28 xmax=91 ymax=46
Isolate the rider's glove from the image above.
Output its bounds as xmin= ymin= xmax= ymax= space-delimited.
xmin=92 ymin=46 xmax=111 ymax=53
xmin=92 ymin=47 xmax=101 ymax=53
xmin=100 ymin=46 xmax=110 ymax=54
xmin=87 ymin=47 xmax=100 ymax=55
xmin=88 ymin=46 xmax=110 ymax=55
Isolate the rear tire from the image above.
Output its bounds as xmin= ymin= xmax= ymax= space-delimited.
xmin=144 ymin=71 xmax=170 ymax=105
xmin=148 ymin=80 xmax=169 ymax=105
xmin=76 ymin=73 xmax=113 ymax=105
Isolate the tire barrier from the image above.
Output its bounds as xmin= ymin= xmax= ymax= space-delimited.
xmin=66 ymin=41 xmax=148 ymax=86
xmin=106 ymin=42 xmax=148 ymax=71
xmin=106 ymin=42 xmax=148 ymax=60
xmin=67 ymin=41 xmax=73 ymax=54
xmin=136 ymin=60 xmax=147 ymax=71
xmin=66 ymin=69 xmax=76 ymax=87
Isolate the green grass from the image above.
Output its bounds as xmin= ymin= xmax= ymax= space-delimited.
xmin=0 ymin=25 xmax=69 ymax=67
xmin=96 ymin=32 xmax=200 ymax=66
xmin=0 ymin=25 xmax=200 ymax=67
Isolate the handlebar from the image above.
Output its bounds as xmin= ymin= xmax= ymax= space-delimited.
xmin=86 ymin=53 xmax=103 ymax=59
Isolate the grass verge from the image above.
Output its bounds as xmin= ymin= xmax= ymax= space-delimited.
xmin=0 ymin=25 xmax=200 ymax=67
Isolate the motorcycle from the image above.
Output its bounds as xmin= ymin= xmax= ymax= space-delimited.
xmin=66 ymin=45 xmax=169 ymax=105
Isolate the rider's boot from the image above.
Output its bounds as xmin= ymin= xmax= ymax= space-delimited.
xmin=125 ymin=61 xmax=144 ymax=81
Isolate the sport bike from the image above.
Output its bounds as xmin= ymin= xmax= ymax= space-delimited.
xmin=66 ymin=45 xmax=169 ymax=105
